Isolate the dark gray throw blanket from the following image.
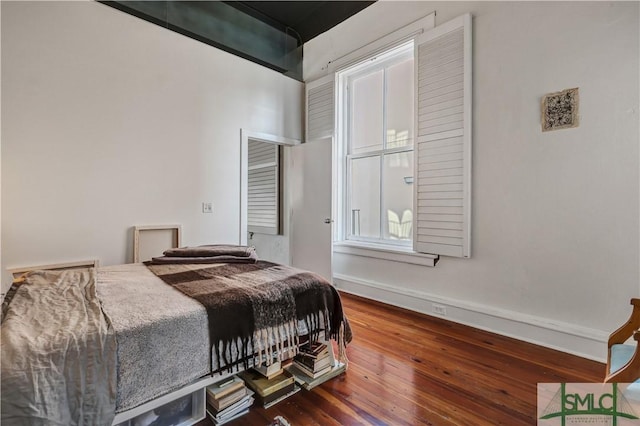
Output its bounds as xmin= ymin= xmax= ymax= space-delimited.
xmin=145 ymin=261 xmax=351 ymax=372
xmin=163 ymin=245 xmax=255 ymax=258
xmin=149 ymin=245 xmax=258 ymax=265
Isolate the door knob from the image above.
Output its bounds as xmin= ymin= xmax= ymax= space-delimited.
xmin=324 ymin=218 xmax=333 ymax=224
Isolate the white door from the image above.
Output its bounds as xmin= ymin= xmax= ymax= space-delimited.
xmin=290 ymin=137 xmax=333 ymax=281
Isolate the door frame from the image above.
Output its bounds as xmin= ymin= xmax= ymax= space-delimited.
xmin=239 ymin=130 xmax=301 ymax=259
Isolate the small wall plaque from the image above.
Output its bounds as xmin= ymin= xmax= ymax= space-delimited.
xmin=541 ymin=87 xmax=579 ymax=132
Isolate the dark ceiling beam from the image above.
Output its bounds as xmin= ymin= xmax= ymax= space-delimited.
xmin=236 ymin=1 xmax=375 ymax=43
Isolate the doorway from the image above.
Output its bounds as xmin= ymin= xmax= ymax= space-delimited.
xmin=240 ymin=130 xmax=300 ymax=265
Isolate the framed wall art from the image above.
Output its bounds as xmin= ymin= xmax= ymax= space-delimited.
xmin=541 ymin=87 xmax=579 ymax=132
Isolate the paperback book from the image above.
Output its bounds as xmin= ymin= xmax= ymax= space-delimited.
xmin=212 ymin=409 xmax=250 ymax=426
xmin=288 ymin=362 xmax=347 ymax=391
xmin=206 ymin=389 xmax=254 ymax=425
xmin=297 ymin=342 xmax=329 ymax=359
xmin=262 ymin=385 xmax=301 ymax=409
xmin=294 ymin=352 xmax=332 ymax=372
xmin=239 ymin=369 xmax=295 ymax=398
xmin=254 ymin=381 xmax=296 ymax=407
xmin=206 ymin=376 xmax=245 ymax=400
xmin=252 ymin=360 xmax=283 ymax=380
xmin=291 ymin=361 xmax=332 ymax=379
xmin=207 ymin=386 xmax=247 ymax=412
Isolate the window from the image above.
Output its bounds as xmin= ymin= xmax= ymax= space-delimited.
xmin=309 ymin=13 xmax=472 ymax=259
xmin=340 ymin=42 xmax=415 ymax=247
xmin=247 ymin=140 xmax=281 ymax=235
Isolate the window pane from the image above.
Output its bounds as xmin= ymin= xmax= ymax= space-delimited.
xmin=386 ymin=57 xmax=414 ymax=149
xmin=351 ymin=70 xmax=383 ymax=154
xmin=350 ymin=156 xmax=381 ymax=239
xmin=383 ymin=151 xmax=413 ymax=240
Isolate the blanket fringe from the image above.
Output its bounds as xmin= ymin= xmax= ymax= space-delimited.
xmin=252 ymin=320 xmax=299 ymax=367
xmin=219 ymin=314 xmax=348 ymax=371
xmin=338 ymin=322 xmax=349 ymax=369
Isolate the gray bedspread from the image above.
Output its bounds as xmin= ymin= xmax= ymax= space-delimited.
xmin=96 ymin=264 xmax=211 ymax=413
xmin=1 ymin=268 xmax=117 ymax=426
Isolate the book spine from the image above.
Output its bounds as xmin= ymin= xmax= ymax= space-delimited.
xmin=293 ymin=362 xmax=320 ymax=378
xmin=262 ymin=386 xmax=300 ymax=409
xmin=295 ymin=355 xmax=316 ymax=370
xmin=298 ymin=348 xmax=329 ymax=360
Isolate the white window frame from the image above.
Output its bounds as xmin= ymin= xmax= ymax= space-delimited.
xmin=329 ymin=13 xmax=438 ymax=266
xmin=340 ymin=42 xmax=415 ymax=248
xmin=327 ymin=12 xmax=472 ymax=265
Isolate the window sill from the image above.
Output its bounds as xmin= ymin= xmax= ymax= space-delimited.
xmin=333 ymin=241 xmax=439 ymax=267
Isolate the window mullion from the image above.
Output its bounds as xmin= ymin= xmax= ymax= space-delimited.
xmin=346 ymin=156 xmax=353 ymax=238
xmin=348 ymin=145 xmax=412 ymax=160
xmin=345 ymin=82 xmax=352 ymax=239
xmin=379 ymin=154 xmax=384 ymax=241
xmin=380 ymin=66 xmax=388 ymax=240
xmin=348 ymin=150 xmax=386 ymax=160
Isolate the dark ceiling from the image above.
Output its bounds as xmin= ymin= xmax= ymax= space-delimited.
xmin=102 ymin=1 xmax=375 ymax=80
xmin=232 ymin=1 xmax=376 ymax=43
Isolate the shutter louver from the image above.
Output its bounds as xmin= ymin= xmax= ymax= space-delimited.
xmin=248 ymin=140 xmax=279 ymax=235
xmin=306 ymin=74 xmax=335 ymax=141
xmin=414 ymin=14 xmax=472 ymax=258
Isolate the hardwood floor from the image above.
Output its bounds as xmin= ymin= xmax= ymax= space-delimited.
xmin=210 ymin=292 xmax=604 ymax=425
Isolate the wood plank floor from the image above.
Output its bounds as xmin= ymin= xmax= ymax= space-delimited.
xmin=206 ymin=292 xmax=604 ymax=425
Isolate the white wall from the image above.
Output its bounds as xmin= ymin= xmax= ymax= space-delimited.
xmin=1 ymin=1 xmax=303 ymax=292
xmin=305 ymin=1 xmax=639 ymax=360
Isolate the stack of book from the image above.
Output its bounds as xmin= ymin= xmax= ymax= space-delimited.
xmin=205 ymin=376 xmax=253 ymax=425
xmin=292 ymin=342 xmax=332 ymax=378
xmin=288 ymin=341 xmax=347 ymax=390
xmin=239 ymin=365 xmax=299 ymax=408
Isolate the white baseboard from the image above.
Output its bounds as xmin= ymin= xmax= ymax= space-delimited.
xmin=334 ymin=273 xmax=608 ymax=363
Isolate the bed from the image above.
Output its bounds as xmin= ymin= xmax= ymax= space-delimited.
xmin=1 ymin=247 xmax=350 ymax=426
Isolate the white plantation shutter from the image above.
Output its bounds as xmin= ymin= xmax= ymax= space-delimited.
xmin=306 ymin=74 xmax=335 ymax=141
xmin=248 ymin=140 xmax=280 ymax=235
xmin=414 ymin=14 xmax=472 ymax=257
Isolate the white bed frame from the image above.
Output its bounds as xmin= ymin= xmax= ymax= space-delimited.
xmin=111 ymin=375 xmax=224 ymax=426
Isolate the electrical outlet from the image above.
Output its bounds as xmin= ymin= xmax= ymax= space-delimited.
xmin=202 ymin=202 xmax=213 ymax=213
xmin=432 ymin=303 xmax=447 ymax=316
